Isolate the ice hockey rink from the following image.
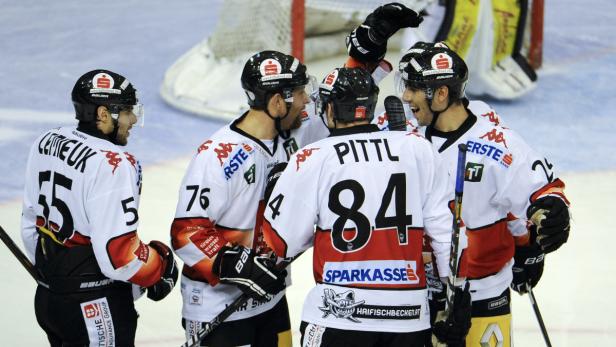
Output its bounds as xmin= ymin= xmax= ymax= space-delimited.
xmin=1 ymin=1 xmax=616 ymax=346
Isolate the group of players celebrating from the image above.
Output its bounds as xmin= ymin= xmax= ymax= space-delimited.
xmin=21 ymin=2 xmax=570 ymax=346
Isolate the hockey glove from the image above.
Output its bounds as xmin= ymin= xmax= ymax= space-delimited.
xmin=213 ymin=245 xmax=287 ymax=300
xmin=346 ymin=3 xmax=423 ymax=63
xmin=264 ymin=162 xmax=288 ymax=204
xmin=433 ymin=283 xmax=472 ymax=347
xmin=146 ymin=240 xmax=179 ymax=301
xmin=511 ymin=241 xmax=545 ymax=294
xmin=527 ymin=196 xmax=570 ymax=253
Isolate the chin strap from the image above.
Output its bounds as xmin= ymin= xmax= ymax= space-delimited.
xmin=264 ymin=101 xmax=292 ymax=140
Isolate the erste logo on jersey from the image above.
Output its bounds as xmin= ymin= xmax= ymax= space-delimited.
xmin=466 ymin=140 xmax=513 ymax=168
xmin=322 ymin=260 xmax=420 ymax=285
xmin=223 ymin=143 xmax=254 ymax=180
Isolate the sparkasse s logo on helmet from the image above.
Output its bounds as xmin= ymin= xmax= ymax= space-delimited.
xmin=260 ymin=59 xmax=282 ymax=76
xmin=93 ymin=72 xmax=114 ymax=89
xmin=432 ymin=53 xmax=452 ymax=70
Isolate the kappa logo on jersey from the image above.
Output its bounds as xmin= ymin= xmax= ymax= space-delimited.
xmin=124 ymin=151 xmax=142 ymax=191
xmin=480 ymin=129 xmax=508 ymax=148
xmin=465 ymin=162 xmax=484 ymax=182
xmin=100 ymin=150 xmax=122 ymax=174
xmin=214 ymin=142 xmax=238 ymax=166
xmin=244 ymin=164 xmax=256 ymax=184
xmin=296 ymin=147 xmax=319 ymax=171
xmin=481 ymin=111 xmax=500 ymax=126
xmin=223 ymin=146 xmax=253 ymax=180
xmin=322 ymin=260 xmax=420 ymax=285
xmin=466 ymin=140 xmax=513 ymax=169
xmin=319 ymin=288 xmax=365 ymax=323
xmin=283 ymin=137 xmax=299 ymax=158
xmin=197 ymin=139 xmax=213 ymax=154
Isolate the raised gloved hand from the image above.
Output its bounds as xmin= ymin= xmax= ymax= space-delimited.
xmin=511 ymin=239 xmax=545 ymax=294
xmin=527 ymin=196 xmax=570 ymax=253
xmin=264 ymin=162 xmax=288 ymax=204
xmin=346 ymin=3 xmax=423 ymax=63
xmin=433 ymin=283 xmax=472 ymax=347
xmin=146 ymin=240 xmax=179 ymax=301
xmin=213 ymin=245 xmax=287 ymax=300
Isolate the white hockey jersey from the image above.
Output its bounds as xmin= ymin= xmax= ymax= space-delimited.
xmin=423 ymin=107 xmax=565 ymax=301
xmin=21 ymin=126 xmax=165 ymax=287
xmin=171 ymin=110 xmax=329 ymax=322
xmin=263 ymin=124 xmax=453 ymax=333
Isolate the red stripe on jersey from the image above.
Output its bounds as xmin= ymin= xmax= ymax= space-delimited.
xmin=107 ymin=231 xmax=164 ymax=287
xmin=465 ymin=219 xmax=514 ymax=279
xmin=530 ymin=178 xmax=569 ymax=205
xmin=262 ymin=219 xmax=289 ymax=258
xmin=313 ymin=226 xmax=425 ymax=289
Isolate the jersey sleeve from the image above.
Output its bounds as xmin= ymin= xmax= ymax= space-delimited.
xmin=420 ymin=145 xmax=454 ymax=279
xmin=263 ymin=147 xmax=322 ymax=258
xmin=170 ymin=146 xmax=233 ymax=284
xmin=20 ymin=136 xmax=43 ymax=263
xmin=497 ymin=128 xmax=568 ymax=220
xmin=86 ymin=153 xmax=164 ymax=288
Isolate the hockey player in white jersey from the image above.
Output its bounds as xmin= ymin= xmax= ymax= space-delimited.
xmin=170 ymin=50 xmax=329 ymax=346
xmin=398 ymin=46 xmax=571 ymax=346
xmin=21 ymin=69 xmax=178 ymax=347
xmin=262 ymin=67 xmax=472 ymax=346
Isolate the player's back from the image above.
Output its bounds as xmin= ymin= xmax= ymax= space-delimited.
xmin=266 ymin=124 xmax=453 ymax=332
xmin=22 ymin=126 xmax=141 ymax=254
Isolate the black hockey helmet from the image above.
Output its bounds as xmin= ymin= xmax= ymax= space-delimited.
xmin=240 ymin=50 xmax=311 ymax=110
xmin=72 ymin=69 xmax=143 ymax=123
xmin=400 ymin=46 xmax=468 ymax=102
xmin=317 ymin=67 xmax=379 ymax=123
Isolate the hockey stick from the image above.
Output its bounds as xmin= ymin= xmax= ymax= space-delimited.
xmin=181 ymin=252 xmax=303 ymax=347
xmin=527 ymin=283 xmax=553 ymax=347
xmin=444 ymin=143 xmax=467 ymax=318
xmin=383 ymin=95 xmax=407 ymax=131
xmin=0 ymin=225 xmax=43 ymax=283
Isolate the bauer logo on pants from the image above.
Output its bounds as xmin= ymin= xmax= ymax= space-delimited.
xmin=80 ymin=297 xmax=116 ymax=346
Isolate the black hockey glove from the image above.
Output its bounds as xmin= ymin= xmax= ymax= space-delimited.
xmin=213 ymin=245 xmax=287 ymax=300
xmin=511 ymin=239 xmax=545 ymax=294
xmin=346 ymin=3 xmax=423 ymax=63
xmin=527 ymin=196 xmax=570 ymax=253
xmin=263 ymin=162 xmax=288 ymax=204
xmin=433 ymin=283 xmax=472 ymax=347
xmin=146 ymin=240 xmax=179 ymax=301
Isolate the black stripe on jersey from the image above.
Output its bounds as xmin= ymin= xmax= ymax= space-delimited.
xmin=316 ymin=281 xmax=428 ymax=291
xmin=230 ymin=111 xmax=280 ymax=157
xmin=328 ymin=124 xmax=381 ymax=137
xmin=425 ymin=110 xmax=477 ymax=153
